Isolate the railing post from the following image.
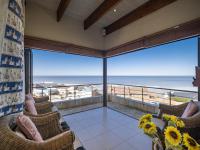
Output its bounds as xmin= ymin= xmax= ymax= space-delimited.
xmin=49 ymin=88 xmax=51 ymax=102
xmin=169 ymin=90 xmax=172 ymax=106
xmin=124 ymin=85 xmax=126 ymax=99
xmin=65 ymin=88 xmax=68 ymax=99
xmin=110 ymin=85 xmax=112 ymax=101
xmin=142 ymin=87 xmax=144 ymax=104
xmin=74 ymin=86 xmax=76 ymax=100
xmin=91 ymin=85 xmax=93 ymax=97
xmin=42 ymin=88 xmax=43 ymax=97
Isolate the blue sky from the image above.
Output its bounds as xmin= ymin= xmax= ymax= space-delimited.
xmin=33 ymin=51 xmax=102 ymax=76
xmin=33 ymin=37 xmax=197 ymax=76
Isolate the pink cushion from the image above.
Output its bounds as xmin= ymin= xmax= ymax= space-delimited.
xmin=16 ymin=115 xmax=43 ymax=142
xmin=25 ymin=99 xmax=37 ymax=115
xmin=25 ymin=94 xmax=35 ymax=102
xmin=181 ymin=101 xmax=198 ymax=118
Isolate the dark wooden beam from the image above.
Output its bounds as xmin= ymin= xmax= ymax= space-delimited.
xmin=57 ymin=0 xmax=71 ymax=22
xmin=104 ymin=0 xmax=177 ymax=35
xmin=24 ymin=36 xmax=104 ymax=58
xmin=84 ymin=0 xmax=121 ymax=30
xmin=106 ymin=18 xmax=200 ymax=57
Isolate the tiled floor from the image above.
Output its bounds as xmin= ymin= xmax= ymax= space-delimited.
xmin=63 ymin=108 xmax=152 ymax=150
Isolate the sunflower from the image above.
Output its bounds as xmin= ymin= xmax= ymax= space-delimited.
xmin=138 ymin=114 xmax=152 ymax=128
xmin=170 ymin=115 xmax=178 ymax=124
xmin=141 ymin=114 xmax=152 ymax=121
xmin=164 ymin=126 xmax=182 ymax=146
xmin=183 ymin=133 xmax=200 ymax=150
xmin=143 ymin=122 xmax=157 ymax=135
xmin=162 ymin=114 xmax=185 ymax=128
xmin=176 ymin=119 xmax=185 ymax=128
xmin=162 ymin=114 xmax=171 ymax=121
xmin=138 ymin=118 xmax=148 ymax=128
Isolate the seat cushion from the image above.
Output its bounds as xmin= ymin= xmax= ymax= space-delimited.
xmin=181 ymin=101 xmax=199 ymax=118
xmin=25 ymin=99 xmax=37 ymax=115
xmin=16 ymin=115 xmax=43 ymax=142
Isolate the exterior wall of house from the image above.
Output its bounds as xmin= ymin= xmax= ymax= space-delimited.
xmin=0 ymin=0 xmax=25 ymax=117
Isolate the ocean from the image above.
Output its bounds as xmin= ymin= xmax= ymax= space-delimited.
xmin=33 ymin=76 xmax=197 ymax=91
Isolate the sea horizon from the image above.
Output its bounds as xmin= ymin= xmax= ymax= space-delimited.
xmin=33 ymin=75 xmax=197 ymax=91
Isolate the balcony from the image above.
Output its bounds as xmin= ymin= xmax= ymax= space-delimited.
xmin=32 ymin=83 xmax=198 ymax=118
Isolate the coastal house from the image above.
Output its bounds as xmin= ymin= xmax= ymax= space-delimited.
xmin=0 ymin=0 xmax=200 ymax=150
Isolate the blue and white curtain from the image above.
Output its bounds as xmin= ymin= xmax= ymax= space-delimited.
xmin=0 ymin=0 xmax=25 ymax=117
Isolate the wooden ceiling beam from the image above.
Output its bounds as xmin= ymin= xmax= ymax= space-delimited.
xmin=84 ymin=0 xmax=121 ymax=30
xmin=57 ymin=0 xmax=71 ymax=22
xmin=104 ymin=0 xmax=177 ymax=35
xmin=24 ymin=36 xmax=104 ymax=58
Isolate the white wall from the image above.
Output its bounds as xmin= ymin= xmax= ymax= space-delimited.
xmin=105 ymin=0 xmax=200 ymax=49
xmin=25 ymin=1 xmax=105 ymax=50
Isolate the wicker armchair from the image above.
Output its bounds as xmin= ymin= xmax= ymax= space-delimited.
xmin=158 ymin=102 xmax=200 ymax=140
xmin=24 ymin=101 xmax=56 ymax=116
xmin=0 ymin=114 xmax=75 ymax=150
xmin=24 ymin=101 xmax=70 ymax=131
xmin=29 ymin=113 xmax=85 ymax=150
xmin=33 ymin=96 xmax=49 ymax=103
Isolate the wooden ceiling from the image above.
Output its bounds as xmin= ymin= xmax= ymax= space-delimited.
xmin=104 ymin=0 xmax=177 ymax=35
xmin=56 ymin=0 xmax=177 ymax=34
xmin=25 ymin=18 xmax=200 ymax=58
xmin=84 ymin=0 xmax=122 ymax=30
xmin=26 ymin=0 xmax=200 ymax=57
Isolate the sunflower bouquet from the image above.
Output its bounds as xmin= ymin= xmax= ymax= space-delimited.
xmin=138 ymin=114 xmax=200 ymax=150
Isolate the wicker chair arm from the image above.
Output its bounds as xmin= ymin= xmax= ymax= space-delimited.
xmin=33 ymin=96 xmax=49 ymax=103
xmin=35 ymin=102 xmax=53 ymax=114
xmin=24 ymin=110 xmax=61 ymax=118
xmin=29 ymin=113 xmax=63 ymax=140
xmin=179 ymin=112 xmax=200 ymax=128
xmin=43 ymin=130 xmax=75 ymax=150
xmin=159 ymin=103 xmax=188 ymax=117
xmin=0 ymin=126 xmax=74 ymax=150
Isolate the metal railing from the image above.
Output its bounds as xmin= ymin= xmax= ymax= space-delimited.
xmin=32 ymin=83 xmax=103 ymax=102
xmin=33 ymin=83 xmax=198 ymax=105
xmin=108 ymin=83 xmax=198 ymax=106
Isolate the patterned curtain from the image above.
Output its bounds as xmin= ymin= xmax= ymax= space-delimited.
xmin=0 ymin=0 xmax=25 ymax=117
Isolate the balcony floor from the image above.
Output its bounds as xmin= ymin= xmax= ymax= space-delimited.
xmin=63 ymin=108 xmax=152 ymax=150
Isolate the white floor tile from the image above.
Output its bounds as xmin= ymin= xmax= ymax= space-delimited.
xmin=64 ymin=108 xmax=152 ymax=150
